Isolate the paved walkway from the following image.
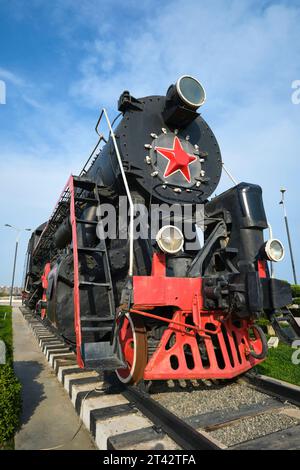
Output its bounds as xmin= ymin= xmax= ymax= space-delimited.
xmin=13 ymin=307 xmax=95 ymax=450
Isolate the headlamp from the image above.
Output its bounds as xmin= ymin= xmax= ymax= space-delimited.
xmin=175 ymin=75 xmax=206 ymax=109
xmin=156 ymin=225 xmax=184 ymax=254
xmin=263 ymin=239 xmax=285 ymax=262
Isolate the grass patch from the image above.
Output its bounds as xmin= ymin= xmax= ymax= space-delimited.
xmin=255 ymin=341 xmax=300 ymax=386
xmin=0 ymin=306 xmax=22 ymax=450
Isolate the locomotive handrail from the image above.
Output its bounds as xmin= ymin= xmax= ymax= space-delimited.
xmin=79 ymin=134 xmax=104 ymax=176
xmin=222 ymin=162 xmax=239 ymax=186
xmin=79 ymin=113 xmax=122 ymax=176
xmin=99 ymin=108 xmax=135 ymax=276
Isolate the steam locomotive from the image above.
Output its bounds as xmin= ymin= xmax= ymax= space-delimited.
xmin=23 ymin=75 xmax=296 ymax=384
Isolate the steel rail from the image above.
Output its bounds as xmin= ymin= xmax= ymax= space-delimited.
xmin=122 ymin=385 xmax=221 ymax=450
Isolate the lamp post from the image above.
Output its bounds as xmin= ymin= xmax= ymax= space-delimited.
xmin=4 ymin=225 xmax=31 ymax=306
xmin=279 ymin=189 xmax=298 ymax=284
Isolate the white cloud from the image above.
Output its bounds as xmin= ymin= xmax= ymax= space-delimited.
xmin=69 ymin=1 xmax=300 ymax=108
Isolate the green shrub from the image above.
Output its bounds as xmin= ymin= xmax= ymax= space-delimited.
xmin=0 ymin=364 xmax=22 ymax=443
xmin=0 ymin=307 xmax=21 ymax=445
xmin=256 ymin=318 xmax=269 ymax=327
xmin=293 ymin=297 xmax=300 ymax=305
xmin=291 ymin=284 xmax=300 ymax=297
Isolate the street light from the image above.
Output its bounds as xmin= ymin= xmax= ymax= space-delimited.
xmin=279 ymin=189 xmax=298 ymax=284
xmin=4 ymin=224 xmax=31 ymax=306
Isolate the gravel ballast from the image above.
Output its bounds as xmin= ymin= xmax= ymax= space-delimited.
xmin=211 ymin=412 xmax=298 ymax=447
xmin=152 ymin=381 xmax=272 ymax=417
xmin=151 ymin=380 xmax=299 ymax=447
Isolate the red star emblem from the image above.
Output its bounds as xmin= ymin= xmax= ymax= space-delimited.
xmin=155 ymin=136 xmax=197 ymax=183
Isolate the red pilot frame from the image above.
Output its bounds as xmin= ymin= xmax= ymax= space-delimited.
xmin=116 ymin=252 xmax=265 ymax=383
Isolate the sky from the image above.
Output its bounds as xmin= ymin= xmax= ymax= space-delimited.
xmin=0 ymin=0 xmax=300 ymax=286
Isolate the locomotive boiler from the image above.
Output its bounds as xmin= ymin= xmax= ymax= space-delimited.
xmin=23 ymin=75 xmax=297 ymax=384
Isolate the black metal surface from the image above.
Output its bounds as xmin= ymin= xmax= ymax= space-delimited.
xmin=244 ymin=373 xmax=300 ymax=407
xmin=82 ymin=341 xmax=126 ymax=370
xmin=270 ymin=310 xmax=300 ymax=345
xmin=87 ymin=95 xmax=222 ymax=204
xmin=122 ymin=386 xmax=221 ymax=450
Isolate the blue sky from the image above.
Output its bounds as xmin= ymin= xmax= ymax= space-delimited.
xmin=0 ymin=0 xmax=299 ymax=286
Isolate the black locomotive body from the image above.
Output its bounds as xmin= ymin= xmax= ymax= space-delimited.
xmin=23 ymin=76 xmax=295 ymax=383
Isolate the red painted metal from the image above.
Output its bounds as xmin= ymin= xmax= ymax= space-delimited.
xmin=142 ymin=312 xmax=263 ymax=380
xmin=132 ymin=253 xmax=264 ymax=381
xmin=133 ymin=275 xmax=202 ymax=311
xmin=131 ymin=308 xmax=218 ymax=338
xmin=151 ymin=252 xmax=166 ymax=276
xmin=41 ymin=262 xmax=51 ymax=319
xmin=116 ymin=316 xmax=135 ymax=381
xmin=258 ymin=259 xmax=267 ymax=278
xmin=68 ymin=176 xmax=84 ymax=368
xmin=155 ymin=136 xmax=197 ymax=183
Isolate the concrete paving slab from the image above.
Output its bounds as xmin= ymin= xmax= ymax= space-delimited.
xmin=57 ymin=365 xmax=80 ymax=383
xmin=64 ymin=371 xmax=99 ymax=392
xmin=46 ymin=348 xmax=71 ymax=360
xmin=95 ymin=413 xmax=152 ymax=450
xmin=50 ymin=352 xmax=75 ymax=367
xmin=71 ymin=381 xmax=104 ymax=406
xmin=13 ymin=307 xmax=96 ymax=450
xmin=81 ymin=394 xmax=129 ymax=430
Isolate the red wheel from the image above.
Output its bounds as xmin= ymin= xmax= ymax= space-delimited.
xmin=115 ymin=313 xmax=147 ymax=384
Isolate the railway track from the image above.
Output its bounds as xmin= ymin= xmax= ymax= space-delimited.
xmin=20 ymin=307 xmax=300 ymax=450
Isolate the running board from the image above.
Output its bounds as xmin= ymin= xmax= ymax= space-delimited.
xmin=81 ymin=341 xmax=126 ymax=370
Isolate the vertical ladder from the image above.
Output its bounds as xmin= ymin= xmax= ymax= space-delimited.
xmin=70 ymin=175 xmax=125 ymax=370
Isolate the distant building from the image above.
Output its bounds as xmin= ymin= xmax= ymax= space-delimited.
xmin=0 ymin=286 xmax=22 ymax=296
